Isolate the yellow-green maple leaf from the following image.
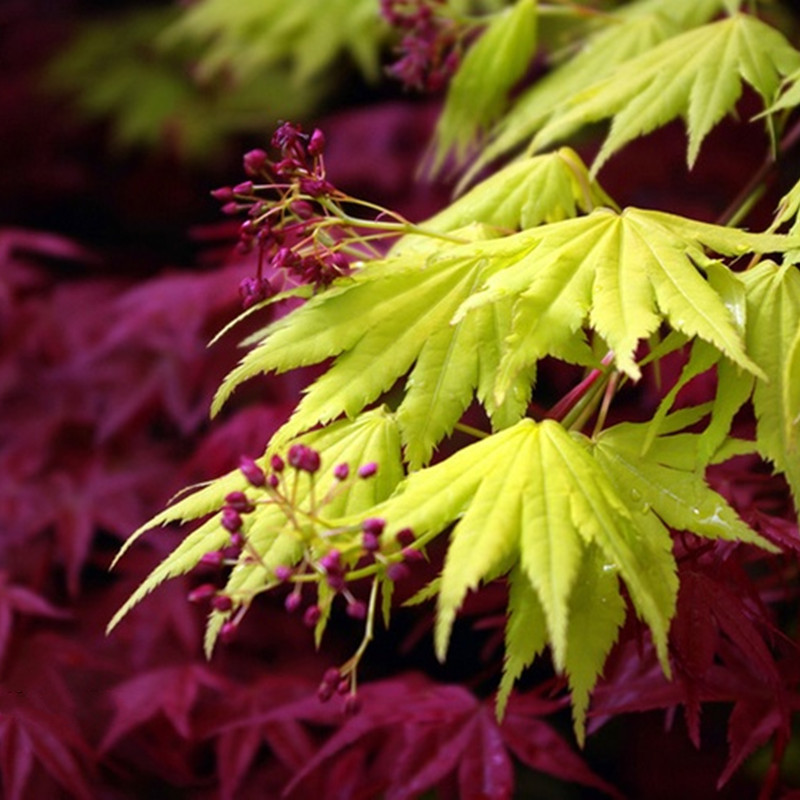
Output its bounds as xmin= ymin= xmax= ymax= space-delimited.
xmin=740 ymin=262 xmax=800 ymax=512
xmin=530 ymin=14 xmax=800 ymax=173
xmin=469 ymin=0 xmax=729 ymax=177
xmin=456 ymin=208 xmax=787 ymax=394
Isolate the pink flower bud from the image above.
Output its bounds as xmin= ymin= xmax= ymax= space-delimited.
xmin=239 ymin=456 xmax=266 ymax=487
xmin=285 ymin=593 xmax=302 ymax=613
xmin=220 ymin=620 xmax=238 ymax=643
xmin=270 ymin=454 xmax=285 ymax=472
xmin=211 ymin=186 xmax=234 ymax=202
xmin=362 ymin=531 xmax=380 ymax=553
xmin=225 ymin=491 xmax=254 ymax=513
xmin=221 ymin=202 xmax=239 ymax=215
xmin=221 ymin=508 xmax=242 ymax=533
xmin=200 ymin=550 xmax=225 ymax=568
xmin=358 ymin=462 xmax=378 ymax=479
xmin=362 ymin=517 xmax=385 ymax=536
xmin=303 ymin=604 xmax=322 ymax=627
xmin=346 ymin=600 xmax=367 ymax=620
xmin=274 ymin=565 xmax=292 ymax=582
xmin=212 ymin=594 xmax=233 ymax=612
xmin=333 ymin=462 xmax=350 ymax=481
xmin=188 ymin=583 xmax=217 ymax=603
xmin=308 ymin=128 xmax=326 ymax=156
xmin=288 ymin=443 xmax=321 ymax=473
xmin=243 ymin=148 xmax=268 ymax=176
xmin=233 ymin=180 xmax=254 ymax=195
xmin=386 ymin=562 xmax=410 ymax=582
xmin=396 ymin=527 xmax=415 ymax=548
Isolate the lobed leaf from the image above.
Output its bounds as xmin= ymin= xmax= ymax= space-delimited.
xmin=470 ymin=0 xmax=730 ymax=176
xmin=457 ymin=208 xmax=784 ymax=395
xmin=529 ymin=14 xmax=800 ymax=172
xmin=740 ymin=261 xmax=800 ymax=512
xmin=433 ymin=0 xmax=538 ymax=168
xmin=371 ymin=417 xmax=677 ymax=731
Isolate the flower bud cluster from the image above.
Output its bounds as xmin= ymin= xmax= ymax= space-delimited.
xmin=381 ymin=0 xmax=461 ymax=92
xmin=211 ymin=122 xmax=354 ymax=304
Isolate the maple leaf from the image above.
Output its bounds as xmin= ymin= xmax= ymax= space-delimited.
xmin=455 ymin=207 xmax=785 ymax=390
xmin=415 ymin=148 xmax=613 ymax=236
xmin=369 ymin=418 xmax=675 ymax=735
xmin=470 ymin=0 xmax=730 ymax=176
xmin=100 ymin=663 xmax=228 ymax=752
xmin=236 ymin=676 xmax=620 ymax=799
xmin=165 ymin=0 xmax=384 ymax=85
xmin=529 ymin=13 xmax=800 ymax=173
xmin=432 ymin=0 xmax=538 ymax=168
xmin=737 ymin=261 xmax=800 ymax=513
xmin=0 ymin=573 xmax=69 ymax=671
xmin=0 ymin=694 xmax=96 ymax=800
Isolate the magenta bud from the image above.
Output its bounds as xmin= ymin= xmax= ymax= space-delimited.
xmin=308 ymin=128 xmax=326 ymax=156
xmin=188 ymin=583 xmax=217 ymax=603
xmin=220 ymin=620 xmax=238 ymax=643
xmin=225 ymin=491 xmax=254 ymax=513
xmin=285 ymin=593 xmax=302 ymax=613
xmin=323 ymin=667 xmax=341 ymax=686
xmin=239 ymin=456 xmax=266 ymax=487
xmin=333 ymin=462 xmax=350 ymax=481
xmin=274 ymin=565 xmax=292 ymax=582
xmin=327 ymin=574 xmax=346 ymax=592
xmin=211 ymin=186 xmax=234 ymax=202
xmin=362 ymin=517 xmax=385 ymax=536
xmin=200 ymin=550 xmax=225 ymax=568
xmin=395 ymin=527 xmax=415 ymax=548
xmin=303 ymin=605 xmax=322 ymax=627
xmin=290 ymin=199 xmax=315 ymax=219
xmin=319 ymin=549 xmax=341 ymax=572
xmin=221 ymin=508 xmax=243 ymax=533
xmin=402 ymin=547 xmax=425 ymax=563
xmin=336 ymin=678 xmax=351 ymax=696
xmin=233 ymin=180 xmax=254 ymax=195
xmin=212 ymin=594 xmax=233 ymax=612
xmin=317 ymin=681 xmax=335 ymax=703
xmin=346 ymin=600 xmax=367 ymax=620
xmin=299 ymin=178 xmax=335 ymax=197
xmin=270 ymin=454 xmax=285 ymax=472
xmin=357 ymin=462 xmax=378 ymax=479
xmin=267 ymin=474 xmax=280 ymax=489
xmin=386 ymin=562 xmax=410 ymax=582
xmin=288 ymin=443 xmax=321 ymax=473
xmin=221 ymin=202 xmax=239 ymax=215
xmin=229 ymin=532 xmax=245 ymax=549
xmin=362 ymin=531 xmax=380 ymax=553
xmin=243 ymin=148 xmax=268 ymax=176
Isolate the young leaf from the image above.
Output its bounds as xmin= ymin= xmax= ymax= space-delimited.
xmin=213 ymin=244 xmax=526 ymax=468
xmin=433 ymin=0 xmax=538 ymax=168
xmin=741 ymin=261 xmax=800 ymax=511
xmin=471 ymin=0 xmax=728 ymax=176
xmin=415 ymin=148 xmax=613 ymax=237
xmin=531 ymin=14 xmax=800 ymax=173
xmin=496 ymin=566 xmax=547 ymax=718
xmin=563 ymin=544 xmax=626 ymax=745
xmin=457 ymin=208 xmax=784 ymax=394
xmin=373 ymin=418 xmax=674 ymax=676
xmin=163 ymin=0 xmax=385 ymax=84
xmin=592 ymin=421 xmax=775 ymax=550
